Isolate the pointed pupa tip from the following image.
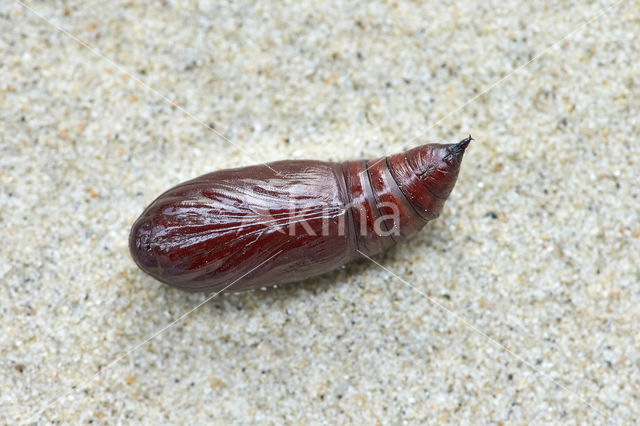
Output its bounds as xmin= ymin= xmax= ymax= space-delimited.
xmin=457 ymin=134 xmax=473 ymax=150
xmin=448 ymin=134 xmax=473 ymax=157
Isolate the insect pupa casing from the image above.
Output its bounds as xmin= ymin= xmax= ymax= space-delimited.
xmin=129 ymin=136 xmax=471 ymax=292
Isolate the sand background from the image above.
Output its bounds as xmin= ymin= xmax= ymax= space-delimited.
xmin=2 ymin=0 xmax=639 ymax=423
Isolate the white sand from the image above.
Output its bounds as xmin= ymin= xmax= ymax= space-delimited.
xmin=2 ymin=0 xmax=639 ymax=423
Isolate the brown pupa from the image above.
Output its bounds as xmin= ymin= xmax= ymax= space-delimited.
xmin=129 ymin=136 xmax=471 ymax=293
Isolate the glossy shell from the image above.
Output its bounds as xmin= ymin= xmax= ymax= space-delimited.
xmin=129 ymin=136 xmax=471 ymax=292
